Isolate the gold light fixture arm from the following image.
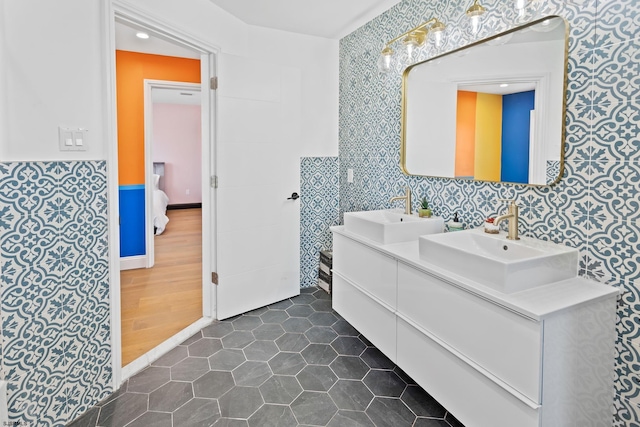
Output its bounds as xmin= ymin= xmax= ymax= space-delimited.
xmin=382 ymin=17 xmax=440 ymax=51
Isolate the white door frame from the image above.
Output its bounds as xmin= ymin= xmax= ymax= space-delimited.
xmin=143 ymin=80 xmax=201 ymax=269
xmin=103 ymin=0 xmax=220 ymax=388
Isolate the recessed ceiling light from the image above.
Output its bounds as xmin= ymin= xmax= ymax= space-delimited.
xmin=500 ymin=83 xmax=509 ymax=88
xmin=136 ymin=32 xmax=150 ymax=39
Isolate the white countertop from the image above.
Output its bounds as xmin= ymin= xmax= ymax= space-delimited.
xmin=331 ymin=225 xmax=619 ymax=321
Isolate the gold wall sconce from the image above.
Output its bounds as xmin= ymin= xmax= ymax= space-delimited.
xmin=378 ymin=0 xmax=487 ymax=74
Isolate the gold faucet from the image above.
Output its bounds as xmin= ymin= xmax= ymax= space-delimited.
xmin=494 ymin=199 xmax=520 ymax=240
xmin=389 ymin=187 xmax=412 ymax=215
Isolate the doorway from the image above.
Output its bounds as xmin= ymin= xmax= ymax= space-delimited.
xmin=107 ymin=8 xmax=218 ymax=383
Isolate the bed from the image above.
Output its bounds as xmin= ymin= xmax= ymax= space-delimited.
xmin=152 ymin=173 xmax=170 ymax=235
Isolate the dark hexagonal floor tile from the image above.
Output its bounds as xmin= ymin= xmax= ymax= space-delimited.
xmin=259 ymin=375 xmax=303 ymax=404
xmin=327 ymin=410 xmax=375 ymax=427
xmin=219 ymin=386 xmax=264 ymax=419
xmin=291 ymin=391 xmax=338 ymax=426
xmin=330 ymin=356 xmax=370 ymax=380
xmin=286 ymin=304 xmax=315 ymax=317
xmin=305 ymin=326 xmax=338 ymax=344
xmin=245 ymin=306 xmax=269 ymax=316
xmin=209 ymin=349 xmax=246 ymax=371
xmin=188 ymin=337 xmax=223 ymax=357
xmin=311 ymin=299 xmax=333 ymax=312
xmin=309 ymin=311 xmax=338 ymax=326
xmin=365 ymin=397 xmax=416 ymax=427
xmin=260 ymin=309 xmax=290 ymax=324
xmin=252 ymin=323 xmax=285 ymax=341
xmin=151 ymin=346 xmax=188 ymax=367
xmin=221 ymin=330 xmax=255 ymax=349
xmin=269 ymin=352 xmax=306 ymax=376
xmin=393 ymin=366 xmax=417 ymax=385
xmin=359 ymin=334 xmax=372 ymax=346
xmin=301 ymin=287 xmax=317 ymax=294
xmin=248 ymin=404 xmax=297 ymax=427
xmin=269 ymin=299 xmax=293 ymax=309
xmin=213 ymin=419 xmax=249 ymax=427
xmin=363 ymin=370 xmax=406 ymax=397
xmin=275 ymin=333 xmax=310 ymax=352
xmin=401 ymin=385 xmax=447 ymax=418
xmin=332 ymin=320 xmax=360 ymax=337
xmin=331 ymin=336 xmax=366 ymax=356
xmin=328 ymin=380 xmax=374 ymax=411
xmin=126 ymin=411 xmax=172 ymax=427
xmin=243 ymin=340 xmax=279 ymax=361
xmin=171 ymin=357 xmax=210 ymax=381
xmin=174 ymin=398 xmax=221 ymax=427
xmin=232 ymin=315 xmax=263 ymax=331
xmin=301 ymin=343 xmax=338 ymax=365
xmin=290 ymin=293 xmax=316 ymax=305
xmin=202 ymin=322 xmax=234 ymax=338
xmin=282 ymin=317 xmax=313 ymax=333
xmin=233 ymin=360 xmax=272 ymax=386
xmin=193 ymin=371 xmax=235 ymax=398
xmin=446 ymin=412 xmax=465 ymax=427
xmin=127 ymin=366 xmax=170 ymax=393
xmin=149 ymin=381 xmax=193 ymax=412
xmin=360 ymin=347 xmax=395 ymax=370
xmin=296 ymin=365 xmax=338 ymax=392
xmin=97 ymin=393 xmax=148 ymax=427
xmin=181 ymin=331 xmax=203 ymax=345
xmin=313 ymin=289 xmax=331 ymax=299
xmin=414 ymin=418 xmax=452 ymax=427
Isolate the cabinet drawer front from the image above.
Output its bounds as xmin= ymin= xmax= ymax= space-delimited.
xmin=397 ymin=263 xmax=542 ymax=403
xmin=332 ymin=274 xmax=396 ymax=362
xmin=398 ymin=318 xmax=540 ymax=427
xmin=333 ymin=234 xmax=397 ymax=309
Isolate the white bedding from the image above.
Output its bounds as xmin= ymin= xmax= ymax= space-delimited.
xmin=152 ymin=174 xmax=170 ymax=235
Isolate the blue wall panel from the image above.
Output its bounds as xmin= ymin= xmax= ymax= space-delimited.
xmin=501 ymin=90 xmax=535 ymax=183
xmin=119 ymin=185 xmax=146 ymax=257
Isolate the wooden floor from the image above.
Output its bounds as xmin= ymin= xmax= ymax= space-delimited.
xmin=120 ymin=208 xmax=203 ymax=366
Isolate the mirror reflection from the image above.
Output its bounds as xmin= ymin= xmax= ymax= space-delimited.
xmin=401 ymin=17 xmax=568 ymax=185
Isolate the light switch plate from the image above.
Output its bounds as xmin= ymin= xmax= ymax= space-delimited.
xmin=59 ymin=126 xmax=88 ymax=151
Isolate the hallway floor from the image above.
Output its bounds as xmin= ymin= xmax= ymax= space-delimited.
xmin=68 ymin=287 xmax=465 ymax=427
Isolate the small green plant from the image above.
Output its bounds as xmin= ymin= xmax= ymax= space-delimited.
xmin=418 ymin=197 xmax=432 ymax=217
xmin=420 ymin=197 xmax=429 ymax=209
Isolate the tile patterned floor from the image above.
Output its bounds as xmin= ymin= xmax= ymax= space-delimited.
xmin=68 ymin=287 xmax=465 ymax=427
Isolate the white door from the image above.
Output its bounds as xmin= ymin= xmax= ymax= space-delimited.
xmin=215 ymin=54 xmax=301 ymax=319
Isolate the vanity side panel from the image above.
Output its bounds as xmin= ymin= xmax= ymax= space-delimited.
xmin=333 ymin=233 xmax=397 ymax=308
xmin=397 ymin=318 xmax=540 ymax=427
xmin=540 ymin=297 xmax=617 ymax=426
xmin=332 ymin=274 xmax=397 ymax=361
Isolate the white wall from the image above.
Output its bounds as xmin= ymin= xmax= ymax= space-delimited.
xmin=0 ymin=0 xmax=339 ymax=160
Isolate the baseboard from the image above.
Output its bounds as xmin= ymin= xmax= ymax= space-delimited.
xmin=167 ymin=203 xmax=202 ymax=210
xmin=120 ymin=255 xmax=147 ymax=270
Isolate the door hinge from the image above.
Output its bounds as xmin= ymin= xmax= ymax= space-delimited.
xmin=210 ymin=76 xmax=218 ymax=90
xmin=211 ymin=175 xmax=218 ymax=188
xmin=212 ymin=272 xmax=219 ymax=285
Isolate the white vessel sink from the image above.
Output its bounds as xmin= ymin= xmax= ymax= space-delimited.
xmin=343 ymin=209 xmax=444 ymax=244
xmin=419 ymin=228 xmax=578 ymax=293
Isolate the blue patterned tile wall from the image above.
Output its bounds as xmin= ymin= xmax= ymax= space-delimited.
xmin=338 ymin=0 xmax=640 ymax=423
xmin=0 ymin=161 xmax=112 ymax=426
xmin=300 ymin=157 xmax=340 ymax=288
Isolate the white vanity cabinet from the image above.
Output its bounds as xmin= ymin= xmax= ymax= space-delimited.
xmin=331 ymin=227 xmax=618 ymax=427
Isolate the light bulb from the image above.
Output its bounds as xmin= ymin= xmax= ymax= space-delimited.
xmin=377 ymin=47 xmax=394 ymax=73
xmin=403 ymin=35 xmax=419 ymax=63
xmin=470 ymin=15 xmax=481 ymax=34
xmin=515 ymin=0 xmax=528 ymax=16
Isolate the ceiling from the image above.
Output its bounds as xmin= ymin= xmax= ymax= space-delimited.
xmin=207 ymin=0 xmax=401 ymax=39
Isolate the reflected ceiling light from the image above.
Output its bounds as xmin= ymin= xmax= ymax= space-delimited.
xmin=466 ymin=0 xmax=487 ymax=35
xmin=500 ymin=83 xmax=509 ymax=88
xmin=377 ymin=17 xmax=447 ymax=73
xmin=136 ymin=31 xmax=150 ymax=39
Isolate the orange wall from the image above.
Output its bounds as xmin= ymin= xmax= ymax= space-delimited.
xmin=455 ymin=91 xmax=477 ymax=177
xmin=116 ymin=51 xmax=201 ymax=185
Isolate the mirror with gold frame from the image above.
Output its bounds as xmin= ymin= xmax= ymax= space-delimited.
xmin=401 ymin=16 xmax=568 ymax=186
